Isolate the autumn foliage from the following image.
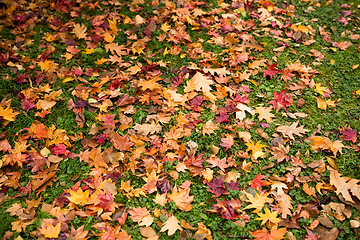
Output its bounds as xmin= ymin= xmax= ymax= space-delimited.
xmin=0 ymin=0 xmax=360 ymax=239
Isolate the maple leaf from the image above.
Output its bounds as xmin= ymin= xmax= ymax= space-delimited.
xmin=250 ymin=228 xmax=287 ymax=240
xmin=67 ymin=188 xmax=89 ymax=206
xmin=340 ymin=127 xmax=357 ymax=143
xmin=215 ymin=112 xmax=230 ymax=123
xmin=220 ymin=134 xmax=234 ymax=151
xmin=270 ymin=144 xmax=289 ymax=163
xmin=111 ymin=133 xmax=133 ymax=151
xmin=68 ymin=225 xmax=89 ymax=240
xmin=206 ymin=156 xmax=228 ymax=171
xmin=133 ymin=122 xmax=162 ymax=136
xmin=245 ymin=140 xmax=265 ymax=158
xmin=250 ymin=174 xmax=267 ymax=188
xmin=268 ymin=90 xmax=293 ymax=112
xmin=212 ymin=199 xmax=239 ymax=220
xmin=276 ymin=122 xmax=309 ymax=140
xmin=202 ymin=120 xmax=219 ymax=135
xmin=0 ymin=105 xmax=19 ymax=121
xmin=39 ymin=222 xmax=61 ymax=238
xmin=330 ymin=170 xmax=360 ymax=203
xmin=129 ymin=207 xmax=153 ymax=227
xmin=263 ymin=63 xmax=281 ymax=79
xmin=138 ymin=78 xmax=162 ymax=91
xmin=206 ymin=176 xmax=227 ymax=197
xmin=255 ymin=207 xmax=281 ymax=226
xmin=160 ymin=215 xmax=183 ymax=236
xmin=227 ymin=180 xmax=241 ymax=191
xmin=167 ymin=185 xmax=194 ymax=211
xmin=184 ymin=72 xmax=214 ymax=93
xmin=72 ymin=23 xmax=87 ymax=39
xmin=243 ymin=190 xmax=273 ymax=213
xmin=255 ymin=106 xmax=275 ymax=123
xmin=235 ymin=103 xmax=255 ymax=120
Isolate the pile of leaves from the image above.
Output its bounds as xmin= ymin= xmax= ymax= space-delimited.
xmin=0 ymin=0 xmax=360 ymax=239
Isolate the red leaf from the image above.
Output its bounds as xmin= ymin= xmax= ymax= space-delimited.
xmin=263 ymin=63 xmax=281 ymax=80
xmin=206 ymin=176 xmax=227 ymax=197
xmin=340 ymin=127 xmax=357 ymax=143
xmin=250 ymin=174 xmax=266 ymax=188
xmin=116 ymin=93 xmax=136 ymax=106
xmin=215 ymin=112 xmax=230 ymax=123
xmin=220 ymin=134 xmax=234 ymax=151
xmin=212 ymin=199 xmax=239 ymax=220
xmin=268 ymin=90 xmax=293 ymax=111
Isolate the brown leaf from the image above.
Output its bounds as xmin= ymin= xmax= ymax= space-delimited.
xmin=276 ymin=121 xmax=309 ymax=140
xmin=110 ymin=133 xmax=133 ymax=151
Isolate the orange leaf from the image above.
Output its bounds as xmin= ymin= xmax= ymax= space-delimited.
xmin=167 ymin=185 xmax=194 ymax=211
xmin=111 ymin=133 xmax=133 ymax=151
xmin=39 ymin=222 xmax=61 ymax=238
xmin=303 ymin=182 xmax=316 ymax=196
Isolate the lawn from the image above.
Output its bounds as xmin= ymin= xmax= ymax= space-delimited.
xmin=0 ymin=0 xmax=360 ymax=239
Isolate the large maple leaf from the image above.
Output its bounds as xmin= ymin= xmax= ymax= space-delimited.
xmin=184 ymin=72 xmax=214 ymax=93
xmin=255 ymin=106 xmax=275 ymax=123
xmin=340 ymin=127 xmax=357 ymax=143
xmin=110 ymin=133 xmax=133 ymax=151
xmin=39 ymin=222 xmax=61 ymax=239
xmin=263 ymin=63 xmax=281 ymax=79
xmin=268 ymin=90 xmax=293 ymax=112
xmin=167 ymin=185 xmax=194 ymax=211
xmin=206 ymin=176 xmax=227 ymax=197
xmin=243 ymin=190 xmax=273 ymax=213
xmin=212 ymin=199 xmax=239 ymax=220
xmin=255 ymin=207 xmax=281 ymax=226
xmin=67 ymin=187 xmax=89 ymax=206
xmin=0 ymin=105 xmax=19 ymax=121
xmin=72 ymin=23 xmax=87 ymax=39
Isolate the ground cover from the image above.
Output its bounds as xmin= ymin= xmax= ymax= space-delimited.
xmin=0 ymin=0 xmax=360 ymax=239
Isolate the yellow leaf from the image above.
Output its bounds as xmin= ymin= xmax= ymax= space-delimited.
xmin=67 ymin=188 xmax=89 ymax=205
xmin=62 ymin=77 xmax=74 ymax=83
xmin=330 ymin=59 xmax=335 ymax=65
xmin=255 ymin=208 xmax=281 ymax=226
xmin=245 ymin=140 xmax=265 ymax=157
xmin=161 ymin=22 xmax=171 ymax=32
xmin=94 ymin=58 xmax=108 ymax=65
xmin=0 ymin=105 xmax=19 ymax=121
xmin=108 ymin=18 xmax=118 ymax=32
xmin=82 ymin=48 xmax=94 ymax=54
xmin=317 ymin=97 xmax=327 ymax=110
xmin=103 ymin=32 xmax=114 ymax=43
